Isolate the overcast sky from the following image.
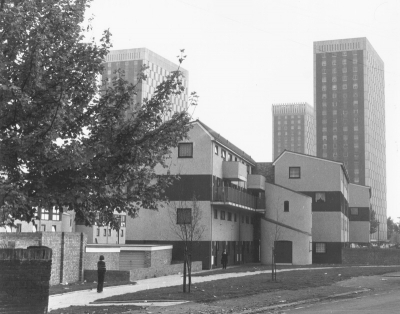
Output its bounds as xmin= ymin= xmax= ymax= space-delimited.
xmin=85 ymin=0 xmax=400 ymax=220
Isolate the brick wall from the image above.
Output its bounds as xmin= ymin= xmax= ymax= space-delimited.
xmin=148 ymin=248 xmax=172 ymax=268
xmin=0 ymin=232 xmax=86 ymax=285
xmin=83 ymin=270 xmax=130 ymax=282
xmin=342 ymin=248 xmax=400 ymax=265
xmin=0 ymin=232 xmax=41 ymax=248
xmin=0 ymin=247 xmax=52 ymax=314
xmin=84 ymin=252 xmax=120 ymax=270
xmin=129 ymin=261 xmax=203 ymax=281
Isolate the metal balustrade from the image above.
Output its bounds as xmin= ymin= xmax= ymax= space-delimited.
xmin=213 ymin=186 xmax=265 ymax=210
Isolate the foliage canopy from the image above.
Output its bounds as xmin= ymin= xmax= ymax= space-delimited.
xmin=0 ymin=0 xmax=194 ymax=228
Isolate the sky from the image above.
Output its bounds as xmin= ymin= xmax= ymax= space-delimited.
xmin=85 ymin=0 xmax=400 ymax=220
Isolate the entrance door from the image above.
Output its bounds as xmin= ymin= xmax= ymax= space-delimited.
xmin=274 ymin=241 xmax=292 ymax=263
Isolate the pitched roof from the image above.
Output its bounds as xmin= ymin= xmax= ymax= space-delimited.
xmin=192 ymin=120 xmax=256 ymax=165
xmin=273 ymin=150 xmax=350 ymax=181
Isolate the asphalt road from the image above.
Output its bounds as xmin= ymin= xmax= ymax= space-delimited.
xmin=273 ymin=273 xmax=400 ymax=314
xmin=286 ymin=289 xmax=400 ymax=313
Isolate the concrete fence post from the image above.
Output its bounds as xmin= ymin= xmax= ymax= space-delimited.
xmin=0 ymin=246 xmax=52 ymax=314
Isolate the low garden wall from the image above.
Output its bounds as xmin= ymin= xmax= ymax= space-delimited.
xmin=84 ymin=270 xmax=130 ymax=282
xmin=342 ymin=248 xmax=400 ymax=265
xmin=0 ymin=247 xmax=52 ymax=314
xmin=130 ymin=261 xmax=202 ymax=281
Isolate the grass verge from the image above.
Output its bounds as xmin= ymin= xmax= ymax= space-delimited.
xmin=98 ymin=265 xmax=400 ymax=303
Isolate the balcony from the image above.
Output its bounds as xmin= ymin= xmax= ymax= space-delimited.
xmin=222 ymin=161 xmax=247 ymax=182
xmin=213 ymin=186 xmax=265 ymax=211
xmin=247 ymin=174 xmax=266 ymax=191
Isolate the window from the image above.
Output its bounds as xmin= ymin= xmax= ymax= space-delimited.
xmin=332 ymin=76 xmax=337 ymax=82
xmin=322 ymin=85 xmax=327 ymax=91
xmin=342 ymin=59 xmax=347 ymax=65
xmin=241 ymin=215 xmax=245 ymax=223
xmin=316 ymin=192 xmax=326 ymax=202
xmin=332 ymin=85 xmax=337 ymax=90
xmin=322 ymin=77 xmax=326 ymax=82
xmin=322 ymin=61 xmax=326 ymax=66
xmin=52 ymin=207 xmax=60 ymax=221
xmin=220 ymin=211 xmax=225 ymax=220
xmin=315 ymin=243 xmax=326 ymax=253
xmin=177 ymin=208 xmax=192 ymax=224
xmin=215 ymin=145 xmax=219 ymax=155
xmin=284 ymin=201 xmax=289 ymax=212
xmin=353 ymin=83 xmax=358 ymax=89
xmin=234 ymin=213 xmax=237 ymax=222
xmin=342 ymin=84 xmax=347 ymax=90
xmin=41 ymin=225 xmax=46 ymax=232
xmin=353 ymin=66 xmax=358 ymax=72
xmin=121 ymin=230 xmax=124 ymax=237
xmin=97 ymin=228 xmax=100 ymax=236
xmin=245 ymin=216 xmax=249 ymax=224
xmin=16 ymin=224 xmax=22 ymax=233
xmin=228 ymin=153 xmax=233 ymax=161
xmin=121 ymin=215 xmax=126 ymax=227
xmin=351 ymin=208 xmax=359 ymax=215
xmin=228 ymin=212 xmax=232 ymax=221
xmin=214 ymin=209 xmax=218 ymax=219
xmin=221 ymin=150 xmax=226 ymax=160
xmin=51 ymin=225 xmax=56 ymax=232
xmin=41 ymin=209 xmax=49 ymax=220
xmin=332 ymin=60 xmax=336 ymax=66
xmin=353 ymin=74 xmax=358 ymax=80
xmin=289 ymin=167 xmax=300 ymax=178
xmin=332 ymin=93 xmax=337 ymax=98
xmin=342 ymin=75 xmax=347 ymax=81
xmin=103 ymin=229 xmax=107 ymax=236
xmin=342 ymin=67 xmax=347 ymax=73
xmin=178 ymin=143 xmax=193 ymax=158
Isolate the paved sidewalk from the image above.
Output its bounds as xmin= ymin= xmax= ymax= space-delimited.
xmin=49 ymin=266 xmax=400 ymax=311
xmin=49 ymin=267 xmax=338 ymax=311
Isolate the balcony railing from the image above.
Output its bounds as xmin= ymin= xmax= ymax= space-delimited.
xmin=213 ymin=186 xmax=265 ymax=210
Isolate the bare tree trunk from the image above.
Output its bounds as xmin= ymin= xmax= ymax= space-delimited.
xmin=188 ymin=254 xmax=192 ymax=293
xmin=183 ymin=254 xmax=187 ymax=292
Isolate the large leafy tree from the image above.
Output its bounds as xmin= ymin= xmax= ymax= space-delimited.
xmin=0 ymin=0 xmax=194 ymax=228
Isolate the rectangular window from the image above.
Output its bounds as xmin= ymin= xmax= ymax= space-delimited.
xmin=214 ymin=209 xmax=218 ymax=219
xmin=121 ymin=229 xmax=124 ymax=237
xmin=221 ymin=150 xmax=226 ymax=160
xmin=351 ymin=208 xmax=359 ymax=215
xmin=234 ymin=213 xmax=237 ymax=222
xmin=315 ymin=243 xmax=326 ymax=253
xmin=178 ymin=143 xmax=193 ymax=158
xmin=289 ymin=167 xmax=300 ymax=178
xmin=242 ymin=215 xmax=245 ymax=223
xmin=316 ymin=192 xmax=326 ymax=202
xmin=177 ymin=208 xmax=192 ymax=224
xmin=41 ymin=225 xmax=46 ymax=232
xmin=284 ymin=201 xmax=289 ymax=212
xmin=41 ymin=209 xmax=49 ymax=220
xmin=214 ymin=145 xmax=219 ymax=155
xmin=97 ymin=228 xmax=100 ymax=236
xmin=52 ymin=207 xmax=60 ymax=221
xmin=220 ymin=211 xmax=226 ymax=220
xmin=103 ymin=229 xmax=107 ymax=236
xmin=245 ymin=216 xmax=249 ymax=224
xmin=108 ymin=229 xmax=111 ymax=236
xmin=51 ymin=225 xmax=56 ymax=232
xmin=227 ymin=212 xmax=232 ymax=221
